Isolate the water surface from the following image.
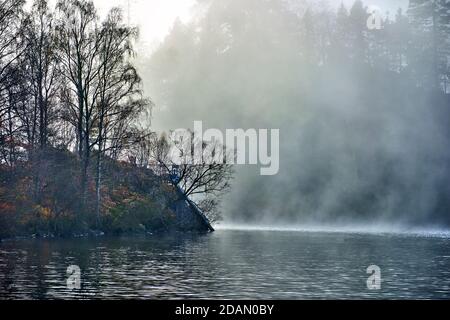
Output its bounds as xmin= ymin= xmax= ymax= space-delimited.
xmin=1 ymin=229 xmax=450 ymax=299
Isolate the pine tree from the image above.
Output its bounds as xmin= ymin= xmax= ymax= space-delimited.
xmin=407 ymin=0 xmax=450 ymax=91
xmin=436 ymin=0 xmax=450 ymax=91
xmin=348 ymin=0 xmax=369 ymax=64
xmin=329 ymin=3 xmax=350 ymax=65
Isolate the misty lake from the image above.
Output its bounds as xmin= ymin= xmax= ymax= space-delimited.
xmin=1 ymin=229 xmax=450 ymax=299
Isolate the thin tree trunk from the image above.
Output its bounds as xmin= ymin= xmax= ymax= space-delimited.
xmin=95 ymin=118 xmax=104 ymax=228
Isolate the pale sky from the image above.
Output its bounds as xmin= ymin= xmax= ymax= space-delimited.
xmin=92 ymin=0 xmax=195 ymax=50
xmin=342 ymin=0 xmax=408 ymax=13
xmin=29 ymin=0 xmax=197 ymax=52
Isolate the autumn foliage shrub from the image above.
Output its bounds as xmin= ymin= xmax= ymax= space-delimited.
xmin=0 ymin=148 xmax=178 ymax=238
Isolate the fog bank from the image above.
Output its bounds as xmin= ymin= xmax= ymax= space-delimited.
xmin=140 ymin=0 xmax=450 ymax=227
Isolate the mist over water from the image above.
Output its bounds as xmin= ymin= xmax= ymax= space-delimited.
xmin=2 ymin=230 xmax=450 ymax=299
xmin=140 ymin=0 xmax=450 ymax=228
xmin=216 ymin=223 xmax=450 ymax=238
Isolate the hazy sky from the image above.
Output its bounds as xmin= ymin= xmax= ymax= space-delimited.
xmin=34 ymin=0 xmax=196 ymax=50
xmin=94 ymin=0 xmax=195 ymax=49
